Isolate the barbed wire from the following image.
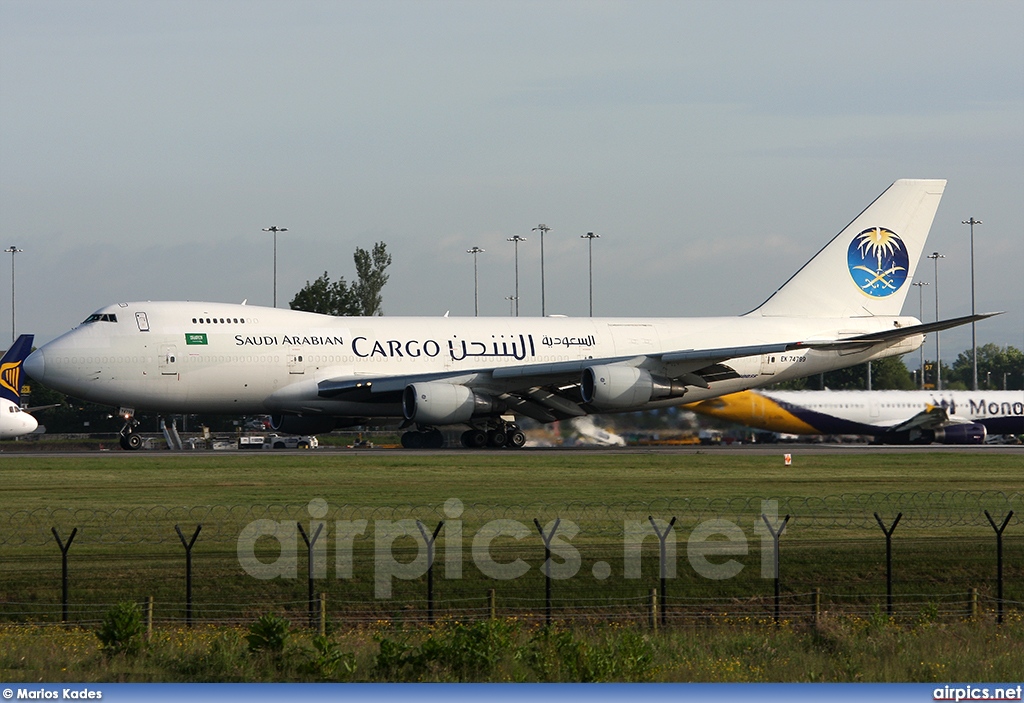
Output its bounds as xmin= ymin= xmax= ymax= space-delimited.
xmin=0 ymin=491 xmax=1019 ymax=546
xmin=0 ymin=591 xmax=1018 ymax=627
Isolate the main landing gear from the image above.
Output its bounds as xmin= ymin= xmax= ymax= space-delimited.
xmin=459 ymin=421 xmax=526 ymax=450
xmin=399 ymin=428 xmax=445 ymax=449
xmin=399 ymin=421 xmax=527 ymax=450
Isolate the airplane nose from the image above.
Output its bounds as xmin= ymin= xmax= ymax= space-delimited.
xmin=24 ymin=412 xmax=39 ymax=434
xmin=24 ymin=349 xmax=45 ymax=382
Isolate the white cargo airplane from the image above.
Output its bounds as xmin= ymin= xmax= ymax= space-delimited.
xmin=687 ymin=388 xmax=1024 ymax=444
xmin=25 ymin=179 xmax=996 ymax=450
xmin=1 ymin=335 xmax=39 ymax=440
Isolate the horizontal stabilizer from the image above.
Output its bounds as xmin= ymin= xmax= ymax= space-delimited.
xmin=793 ymin=312 xmax=1001 ymax=351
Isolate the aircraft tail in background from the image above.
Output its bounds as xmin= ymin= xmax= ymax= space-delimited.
xmin=1 ymin=335 xmax=39 ymax=440
xmin=1 ymin=334 xmax=34 ymax=406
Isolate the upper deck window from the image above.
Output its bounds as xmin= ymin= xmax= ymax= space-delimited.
xmin=82 ymin=313 xmax=118 ymax=324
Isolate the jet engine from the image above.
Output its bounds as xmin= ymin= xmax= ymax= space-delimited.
xmin=402 ymin=382 xmax=499 ymax=425
xmin=269 ymin=414 xmax=338 ymax=435
xmin=581 ymin=365 xmax=688 ymax=410
xmin=932 ymin=422 xmax=987 ymax=445
xmin=881 ymin=422 xmax=987 ymax=445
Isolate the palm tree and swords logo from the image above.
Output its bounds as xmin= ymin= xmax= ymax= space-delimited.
xmin=847 ymin=227 xmax=909 ymax=298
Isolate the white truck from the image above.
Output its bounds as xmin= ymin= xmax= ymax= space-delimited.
xmin=238 ymin=434 xmax=318 ymax=450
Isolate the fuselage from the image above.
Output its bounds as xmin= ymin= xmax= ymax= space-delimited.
xmin=26 ymin=301 xmax=924 ymax=419
xmin=0 ymin=398 xmax=38 ymax=439
xmin=688 ymin=388 xmax=1024 ymax=436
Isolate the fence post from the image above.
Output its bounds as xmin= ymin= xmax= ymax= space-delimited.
xmin=873 ymin=512 xmax=902 ymax=618
xmin=813 ymin=588 xmax=821 ymax=627
xmin=488 ymin=588 xmax=496 ymax=620
xmin=534 ymin=518 xmax=561 ymax=627
xmin=760 ymin=513 xmax=790 ymax=626
xmin=648 ymin=516 xmax=677 ymax=627
xmin=984 ymin=510 xmax=1013 ymax=625
xmin=416 ymin=520 xmax=445 ymax=624
xmin=297 ymin=521 xmax=324 ymax=629
xmin=174 ymin=524 xmax=202 ymax=627
xmin=969 ymin=588 xmax=978 ymax=620
xmin=649 ymin=589 xmax=658 ymax=631
xmin=319 ymin=592 xmax=327 ymax=637
xmin=51 ymin=527 xmax=78 ymax=624
xmin=147 ymin=596 xmax=154 ymax=640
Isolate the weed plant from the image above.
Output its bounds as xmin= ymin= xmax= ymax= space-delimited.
xmin=0 ymin=613 xmax=1021 ymax=683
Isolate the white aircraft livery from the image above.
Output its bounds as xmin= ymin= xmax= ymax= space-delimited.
xmin=687 ymin=389 xmax=1024 ymax=444
xmin=1 ymin=335 xmax=39 ymax=440
xmin=25 ymin=179 xmax=996 ymax=450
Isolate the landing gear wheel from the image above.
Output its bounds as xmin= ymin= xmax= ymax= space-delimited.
xmin=423 ymin=429 xmax=445 ymax=449
xmin=461 ymin=429 xmax=487 ymax=448
xmin=506 ymin=429 xmax=527 ymax=449
xmin=123 ymin=432 xmax=143 ymax=451
xmin=487 ymin=428 xmax=508 ymax=448
xmin=401 ymin=431 xmax=424 ymax=449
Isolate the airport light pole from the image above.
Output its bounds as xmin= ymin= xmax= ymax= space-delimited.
xmin=532 ymin=224 xmax=550 ymax=316
xmin=5 ymin=246 xmax=23 ymax=344
xmin=962 ymin=218 xmax=982 ymax=390
xmin=262 ymin=226 xmax=288 ymax=307
xmin=505 ymin=295 xmax=517 ymax=316
xmin=580 ymin=232 xmax=600 ymax=317
xmin=913 ymin=280 xmax=928 ymax=389
xmin=467 ymin=246 xmax=485 ymax=316
xmin=927 ymin=251 xmax=945 ymax=389
xmin=507 ymin=235 xmax=526 ymax=316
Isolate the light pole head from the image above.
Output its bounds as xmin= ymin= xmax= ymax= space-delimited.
xmin=532 ymin=224 xmax=550 ymax=234
xmin=961 ymin=218 xmax=982 ymax=226
xmin=262 ymin=226 xmax=288 ymax=233
xmin=927 ymin=251 xmax=944 ymax=260
xmin=466 ymin=247 xmax=485 ymax=255
xmin=5 ymin=246 xmax=23 ymax=254
xmin=580 ymin=232 xmax=600 ymax=240
xmin=507 ymin=235 xmax=526 ymax=244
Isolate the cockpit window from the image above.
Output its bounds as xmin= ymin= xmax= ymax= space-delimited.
xmin=82 ymin=313 xmax=118 ymax=324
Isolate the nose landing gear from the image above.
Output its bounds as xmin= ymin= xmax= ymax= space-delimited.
xmin=118 ymin=410 xmax=142 ymax=450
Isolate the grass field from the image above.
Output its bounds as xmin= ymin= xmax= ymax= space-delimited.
xmin=2 ymin=450 xmax=1022 ymax=507
xmin=0 ymin=450 xmax=1019 ymax=616
xmin=0 ymin=448 xmax=1021 ymax=681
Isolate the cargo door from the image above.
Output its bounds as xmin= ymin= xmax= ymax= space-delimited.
xmin=159 ymin=344 xmax=178 ymax=377
xmin=288 ymin=348 xmax=305 ymax=375
xmin=759 ymin=354 xmax=779 ymax=376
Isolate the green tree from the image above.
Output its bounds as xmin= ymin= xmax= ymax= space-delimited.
xmin=351 ymin=241 xmax=392 ymax=316
xmin=948 ymin=344 xmax=1024 ymax=390
xmin=289 ymin=271 xmax=356 ymax=316
xmin=290 ymin=242 xmax=391 ymax=317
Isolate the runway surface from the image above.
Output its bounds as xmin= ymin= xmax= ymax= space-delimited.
xmin=3 ymin=442 xmax=1023 ymax=458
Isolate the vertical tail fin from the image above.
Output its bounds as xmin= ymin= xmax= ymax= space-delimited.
xmin=749 ymin=179 xmax=946 ymax=318
xmin=1 ymin=334 xmax=34 ymax=405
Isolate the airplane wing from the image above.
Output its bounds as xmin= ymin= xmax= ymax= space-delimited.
xmin=886 ymin=405 xmax=951 ymax=433
xmin=276 ymin=313 xmax=999 ymax=424
xmin=24 ymin=403 xmax=62 ymax=413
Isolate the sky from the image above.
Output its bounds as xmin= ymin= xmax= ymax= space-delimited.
xmin=2 ymin=0 xmax=1022 ymax=371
